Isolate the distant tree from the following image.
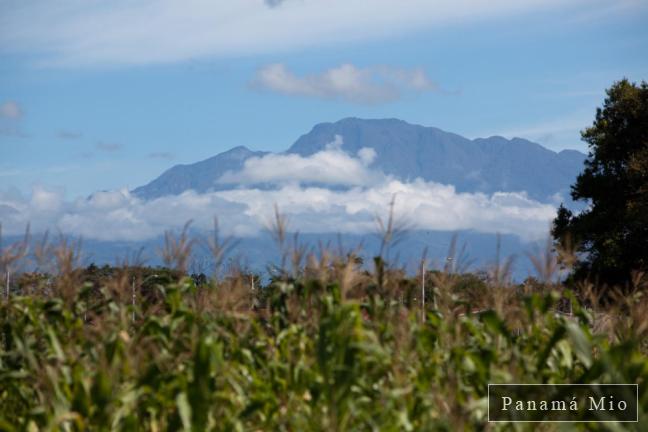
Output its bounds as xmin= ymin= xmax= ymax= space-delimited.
xmin=552 ymin=79 xmax=648 ymax=288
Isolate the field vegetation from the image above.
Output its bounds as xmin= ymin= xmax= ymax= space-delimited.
xmin=1 ymin=215 xmax=647 ymax=431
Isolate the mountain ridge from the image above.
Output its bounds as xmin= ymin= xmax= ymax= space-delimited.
xmin=132 ymin=118 xmax=586 ymax=203
xmin=131 ymin=145 xmax=268 ymax=199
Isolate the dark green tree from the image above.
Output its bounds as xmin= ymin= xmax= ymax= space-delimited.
xmin=553 ymin=79 xmax=648 ymax=288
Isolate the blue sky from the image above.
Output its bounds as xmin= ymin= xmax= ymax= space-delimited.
xmin=1 ymin=0 xmax=647 ymax=198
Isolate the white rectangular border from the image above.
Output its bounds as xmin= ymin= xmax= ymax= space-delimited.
xmin=487 ymin=383 xmax=639 ymax=423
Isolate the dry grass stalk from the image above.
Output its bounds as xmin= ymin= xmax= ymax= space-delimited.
xmin=160 ymin=220 xmax=195 ymax=274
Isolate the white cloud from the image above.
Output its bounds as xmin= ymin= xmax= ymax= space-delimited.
xmin=0 ymin=101 xmax=22 ymax=119
xmin=30 ymin=186 xmax=64 ymax=212
xmin=357 ymin=147 xmax=377 ymax=165
xmin=0 ymin=187 xmax=255 ymax=241
xmin=253 ymin=63 xmax=437 ymax=103
xmin=218 ymin=135 xmax=380 ymax=186
xmin=0 ymin=0 xmax=606 ymax=67
xmin=215 ymin=181 xmax=556 ymax=239
xmin=0 ymin=146 xmax=557 ymax=242
xmin=375 ymin=66 xmax=437 ymax=91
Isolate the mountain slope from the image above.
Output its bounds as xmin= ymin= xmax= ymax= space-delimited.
xmin=132 ymin=146 xmax=267 ymax=200
xmin=288 ymin=118 xmax=585 ymax=202
xmin=133 ymin=118 xmax=586 ymax=203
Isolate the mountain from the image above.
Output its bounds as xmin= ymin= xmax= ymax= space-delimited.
xmin=288 ymin=118 xmax=586 ymax=202
xmin=0 ymin=204 xmax=19 ymax=218
xmin=133 ymin=118 xmax=586 ymax=203
xmin=132 ymin=146 xmax=267 ymax=199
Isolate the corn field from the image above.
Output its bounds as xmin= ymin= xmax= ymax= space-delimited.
xmin=0 ymin=227 xmax=647 ymax=431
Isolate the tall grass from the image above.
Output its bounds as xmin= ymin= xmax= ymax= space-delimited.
xmin=0 ymin=219 xmax=647 ymax=431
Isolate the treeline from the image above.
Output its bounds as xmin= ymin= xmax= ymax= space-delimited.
xmin=8 ymin=261 xmax=571 ymax=315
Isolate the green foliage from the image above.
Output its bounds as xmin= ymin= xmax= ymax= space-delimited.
xmin=553 ymin=78 xmax=648 ymax=288
xmin=1 ymin=266 xmax=647 ymax=431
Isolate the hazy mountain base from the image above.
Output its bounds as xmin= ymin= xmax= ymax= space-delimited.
xmin=6 ymin=230 xmax=540 ymax=282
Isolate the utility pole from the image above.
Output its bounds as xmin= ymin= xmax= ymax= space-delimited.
xmin=421 ymin=260 xmax=426 ymax=322
xmin=250 ymin=275 xmax=255 ymax=310
xmin=131 ymin=277 xmax=136 ymax=322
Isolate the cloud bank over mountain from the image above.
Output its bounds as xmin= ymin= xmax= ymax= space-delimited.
xmin=1 ymin=138 xmax=557 ymax=242
xmin=134 ymin=118 xmax=587 ymax=203
xmin=218 ymin=135 xmax=380 ymax=186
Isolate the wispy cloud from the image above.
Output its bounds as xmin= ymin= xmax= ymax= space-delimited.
xmin=474 ymin=111 xmax=594 ymax=151
xmin=58 ymin=130 xmax=83 ymax=140
xmin=96 ymin=141 xmax=122 ymax=152
xmin=0 ymin=169 xmax=23 ymax=177
xmin=148 ymin=152 xmax=175 ymax=160
xmin=0 ymin=100 xmax=27 ymax=137
xmin=45 ymin=164 xmax=79 ymax=174
xmin=0 ymin=126 xmax=28 ymax=138
xmin=264 ymin=0 xmax=288 ymax=8
xmin=253 ymin=63 xmax=437 ymax=104
xmin=564 ymin=0 xmax=648 ymax=24
xmin=0 ymin=0 xmax=607 ymax=67
xmin=0 ymin=101 xmax=22 ymax=119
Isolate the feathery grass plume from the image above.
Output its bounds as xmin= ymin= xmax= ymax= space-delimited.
xmin=286 ymin=231 xmax=308 ymax=281
xmin=426 ymin=234 xmax=477 ymax=316
xmin=589 ymin=271 xmax=648 ymax=347
xmin=206 ymin=217 xmax=236 ymax=282
xmin=336 ymin=248 xmax=365 ymax=303
xmin=527 ymin=236 xmax=562 ymax=286
xmin=17 ymin=231 xmax=59 ymax=297
xmin=375 ymin=195 xmax=409 ymax=261
xmin=160 ymin=220 xmax=195 ymax=274
xmin=267 ymin=204 xmax=289 ymax=277
xmin=488 ymin=233 xmax=515 ymax=286
xmin=304 ymin=240 xmax=332 ymax=284
xmin=102 ymin=255 xmax=148 ymax=324
xmin=482 ymin=234 xmax=518 ymax=319
xmin=210 ymin=262 xmax=257 ymax=316
xmin=373 ymin=195 xmax=410 ymax=298
xmin=524 ymin=235 xmax=580 ymax=318
xmin=0 ymin=223 xmax=30 ymax=300
xmin=32 ymin=230 xmax=55 ymax=274
xmin=51 ymin=233 xmax=83 ymax=304
xmin=554 ymin=231 xmax=578 ymax=273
